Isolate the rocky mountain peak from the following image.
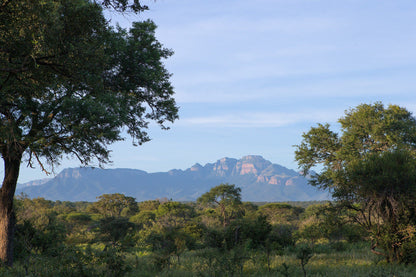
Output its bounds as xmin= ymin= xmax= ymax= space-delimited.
xmin=240 ymin=155 xmax=266 ymax=161
xmin=201 ymin=155 xmax=295 ymax=184
xmin=233 ymin=155 xmax=272 ymax=175
xmin=189 ymin=163 xmax=203 ymax=172
xmin=57 ymin=167 xmax=84 ymax=179
xmin=212 ymin=157 xmax=237 ymax=177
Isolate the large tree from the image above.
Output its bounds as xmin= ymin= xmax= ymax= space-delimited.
xmin=294 ymin=102 xmax=416 ymax=262
xmin=0 ymin=0 xmax=178 ymax=265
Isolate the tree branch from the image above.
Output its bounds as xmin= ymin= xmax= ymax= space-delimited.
xmin=0 ymin=67 xmax=29 ymax=74
xmin=31 ymin=151 xmax=51 ymax=175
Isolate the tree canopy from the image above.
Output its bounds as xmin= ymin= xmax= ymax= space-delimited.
xmin=197 ymin=183 xmax=242 ymax=227
xmin=295 ymin=103 xmax=416 ymax=192
xmin=0 ymin=0 xmax=177 ymax=265
xmin=0 ymin=0 xmax=178 ymax=170
xmin=294 ymin=102 xmax=416 ymax=262
xmin=90 ymin=193 xmax=138 ymax=217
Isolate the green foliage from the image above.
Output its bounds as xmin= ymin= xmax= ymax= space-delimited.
xmin=52 ymin=200 xmax=77 ymax=214
xmin=269 ymin=224 xmax=296 ymax=248
xmin=198 ymin=183 xmax=243 ymax=227
xmin=0 ymin=0 xmax=178 ymax=168
xmin=341 ymin=150 xmax=416 ymax=263
xmin=295 ymin=102 xmax=416 ymax=263
xmin=0 ymin=0 xmax=178 ymax=265
xmin=140 ymin=226 xmax=194 ymax=270
xmin=89 ymin=193 xmax=138 ymax=217
xmin=66 ymin=212 xmax=92 ymax=224
xmin=297 ymin=203 xmax=365 ymax=244
xmin=194 ymin=246 xmax=250 ymax=277
xmin=155 ymin=201 xmax=195 ymax=228
xmin=135 ymin=201 xmax=204 ymax=269
xmin=129 ymin=210 xmax=155 ymax=228
xmin=64 ymin=215 xmax=95 ymax=245
xmin=138 ymin=200 xmax=161 ymax=211
xmin=13 ymin=217 xmax=67 ymax=273
xmin=96 ymin=216 xmax=135 ymax=247
xmin=100 ymin=0 xmax=148 ymax=13
xmin=202 ymin=227 xmax=225 ymax=249
xmin=198 ymin=183 xmax=242 ymax=207
xmin=98 ymin=246 xmax=132 ymax=277
xmin=15 ymin=197 xmax=54 ymax=224
xmin=14 ymin=196 xmax=67 ymax=259
xmin=224 ymin=216 xmax=272 ymax=250
xmin=6 ymin=194 xmax=416 ymax=275
xmin=296 ymin=244 xmax=314 ymax=277
xmin=295 ymin=103 xmax=416 ymax=187
xmin=258 ymin=202 xmax=304 ymax=225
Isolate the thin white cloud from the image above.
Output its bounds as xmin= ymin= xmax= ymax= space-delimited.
xmin=179 ymin=102 xmax=416 ymax=128
xmin=179 ymin=110 xmax=343 ymax=128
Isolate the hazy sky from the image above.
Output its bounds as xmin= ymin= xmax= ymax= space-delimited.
xmin=16 ymin=0 xmax=416 ymax=183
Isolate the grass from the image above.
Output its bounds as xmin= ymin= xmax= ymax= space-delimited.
xmin=2 ymin=242 xmax=416 ymax=276
xmin=122 ymin=242 xmax=416 ymax=277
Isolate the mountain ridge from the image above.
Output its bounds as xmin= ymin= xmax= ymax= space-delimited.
xmin=18 ymin=155 xmax=328 ymax=202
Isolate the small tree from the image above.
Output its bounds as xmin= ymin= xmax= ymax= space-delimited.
xmin=197 ymin=184 xmax=242 ymax=227
xmin=296 ymin=244 xmax=313 ymax=277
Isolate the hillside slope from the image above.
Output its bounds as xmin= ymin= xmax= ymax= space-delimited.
xmin=19 ymin=155 xmax=328 ymax=202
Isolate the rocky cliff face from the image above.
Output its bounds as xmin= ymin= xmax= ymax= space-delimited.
xmin=212 ymin=157 xmax=237 ymax=177
xmin=233 ymin=155 xmax=271 ymax=175
xmin=190 ymin=155 xmax=298 ymax=186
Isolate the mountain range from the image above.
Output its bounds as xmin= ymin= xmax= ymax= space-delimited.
xmin=17 ymin=155 xmax=329 ymax=202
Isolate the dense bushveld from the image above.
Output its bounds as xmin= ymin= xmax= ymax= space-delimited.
xmin=2 ymin=188 xmax=416 ymax=276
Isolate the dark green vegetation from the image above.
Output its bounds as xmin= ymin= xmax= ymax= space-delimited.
xmin=295 ymin=103 xmax=416 ymax=264
xmin=0 ymin=0 xmax=177 ymax=265
xmin=1 ymin=185 xmax=415 ymax=276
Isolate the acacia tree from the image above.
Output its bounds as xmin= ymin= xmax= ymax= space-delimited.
xmin=294 ymin=102 xmax=416 ymax=262
xmin=197 ymin=183 xmax=242 ymax=227
xmin=0 ymin=0 xmax=178 ymax=265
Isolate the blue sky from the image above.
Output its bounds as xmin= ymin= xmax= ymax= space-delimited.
xmin=16 ymin=0 xmax=416 ymax=183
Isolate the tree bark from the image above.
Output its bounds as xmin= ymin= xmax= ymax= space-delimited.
xmin=0 ymin=151 xmax=22 ymax=266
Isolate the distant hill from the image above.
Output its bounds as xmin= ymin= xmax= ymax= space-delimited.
xmin=18 ymin=155 xmax=329 ymax=202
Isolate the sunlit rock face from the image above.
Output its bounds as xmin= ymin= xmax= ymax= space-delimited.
xmin=233 ymin=155 xmax=271 ymax=175
xmin=212 ymin=157 xmax=237 ymax=177
xmin=191 ymin=155 xmax=293 ymax=183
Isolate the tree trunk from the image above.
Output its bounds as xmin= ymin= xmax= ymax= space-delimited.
xmin=0 ymin=153 xmax=22 ymax=266
xmin=220 ymin=204 xmax=228 ymax=227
